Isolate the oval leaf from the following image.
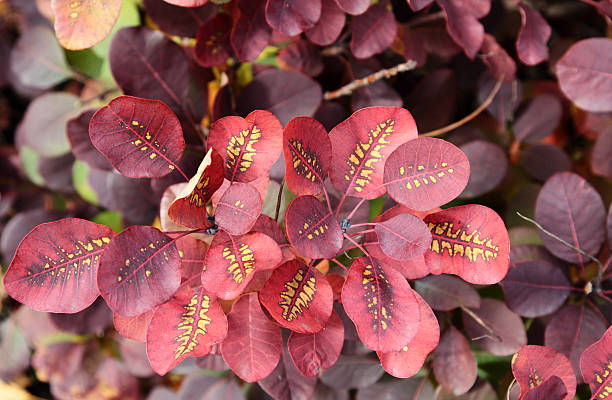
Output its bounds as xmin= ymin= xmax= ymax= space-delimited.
xmin=580 ymin=325 xmax=612 ymax=398
xmin=460 ymin=140 xmax=507 ymax=198
xmin=98 ymin=226 xmax=181 ymax=316
xmin=113 ymin=310 xmax=155 ymax=342
xmin=424 ymin=205 xmax=510 ymax=285
xmin=265 ymin=0 xmax=322 ymax=36
xmin=350 ymin=3 xmax=397 ymax=59
xmin=231 ymin=1 xmax=272 ymax=62
xmin=334 ymin=0 xmax=369 ymax=15
xmin=259 ymin=344 xmax=317 ymax=400
xmin=283 ymin=116 xmax=332 ymax=196
xmin=305 ymin=0 xmax=345 ymax=46
xmin=523 ymin=376 xmax=568 ymax=400
xmin=215 ymin=182 xmax=262 ymax=236
xmin=413 ymin=274 xmax=480 ymax=311
xmin=221 ymin=293 xmax=282 ymax=382
xmin=377 ymin=292 xmax=439 ymax=378
xmin=433 ymin=326 xmax=477 ymax=396
xmin=341 ymin=257 xmax=421 ymax=352
xmin=287 ymin=310 xmax=344 ymax=377
xmin=194 ymin=14 xmax=233 ymax=67
xmin=330 ymin=107 xmax=418 ymax=199
xmin=52 ymin=0 xmax=121 ymax=50
xmin=146 ymin=285 xmax=227 ymax=375
xmin=285 ymin=195 xmax=343 ymax=259
xmin=535 ymin=172 xmax=606 ymax=264
xmin=374 ymin=213 xmax=432 ymax=260
xmin=384 ymin=137 xmax=470 ymax=211
xmin=556 ymin=38 xmax=612 ymax=112
xmin=260 ymin=260 xmax=333 ymax=333
xmin=208 ymin=110 xmax=283 ymax=183
xmin=516 ymin=3 xmax=551 ymax=65
xmin=201 ymin=232 xmax=282 ymax=300
xmin=4 ymin=218 xmax=114 ymax=313
xmin=89 ymin=96 xmax=185 ymax=178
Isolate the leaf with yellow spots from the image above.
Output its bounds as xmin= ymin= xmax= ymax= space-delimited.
xmin=98 ymin=226 xmax=181 ymax=316
xmin=285 ymin=195 xmax=343 ymax=259
xmin=329 ymin=106 xmax=418 ymax=199
xmin=423 ymin=204 xmax=509 ymax=285
xmin=208 ymin=110 xmax=283 ymax=183
xmin=168 ymin=148 xmax=225 ymax=229
xmin=194 ymin=14 xmax=233 ymax=67
xmin=283 ymin=116 xmax=332 ymax=196
xmin=522 ymin=376 xmax=568 ymax=400
xmin=377 ymin=292 xmax=439 ymax=378
xmin=511 ymin=345 xmax=576 ymax=400
xmin=146 ymin=284 xmax=227 ymax=376
xmin=176 ymin=235 xmax=209 ymax=281
xmin=383 ymin=137 xmax=470 ymax=211
xmin=215 ymin=182 xmax=262 ymax=236
xmin=89 ymin=96 xmax=186 ymax=179
xmin=52 ymin=0 xmax=122 ymax=50
xmin=259 ymin=260 xmax=333 ymax=333
xmin=201 ymin=232 xmax=282 ymax=300
xmin=3 ymin=218 xmax=115 ymax=313
xmin=581 ymin=326 xmax=612 ymax=399
xmin=340 ymin=257 xmax=421 ymax=353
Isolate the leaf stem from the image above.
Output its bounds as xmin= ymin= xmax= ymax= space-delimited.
xmin=330 ymin=257 xmax=348 ymax=271
xmin=460 ymin=305 xmax=503 ymax=342
xmin=343 ymin=233 xmax=369 ymax=258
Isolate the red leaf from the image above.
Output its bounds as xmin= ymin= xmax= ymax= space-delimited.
xmin=377 ymin=293 xmax=439 ymax=378
xmin=522 ymin=376 xmax=567 ymax=400
xmin=146 ymin=285 xmax=227 ymax=375
xmin=195 ymin=14 xmax=233 ymax=67
xmin=514 ymin=94 xmax=562 ymax=143
xmin=258 ymin=343 xmax=317 ymax=399
xmin=413 ymin=274 xmax=480 ymax=311
xmin=329 ymin=107 xmax=418 ymax=199
xmin=511 ymin=345 xmax=576 ymax=400
xmin=98 ymin=226 xmax=181 ymax=317
xmin=480 ymin=33 xmax=516 ymax=82
xmin=462 ymin=299 xmax=526 ymax=356
xmin=252 ymin=214 xmax=286 ymax=244
xmin=535 ymin=172 xmax=606 ymax=264
xmin=580 ymin=325 xmax=612 ymax=397
xmin=384 ymin=137 xmax=470 ymax=211
xmin=176 ymin=235 xmax=209 ymax=281
xmin=215 ymin=182 xmax=262 ymax=236
xmin=437 ymin=0 xmax=485 ymax=59
xmin=201 ymin=232 xmax=282 ymax=300
xmin=265 ymin=0 xmax=322 ymax=36
xmin=113 ymin=310 xmax=154 ymax=342
xmin=208 ymin=110 xmax=283 ymax=183
xmin=3 ymin=218 xmax=115 ymax=313
xmin=260 ymin=260 xmax=333 ymax=333
xmin=545 ymin=304 xmax=608 ymax=382
xmin=89 ymin=95 xmax=185 ymax=178
xmin=168 ymin=148 xmax=224 ymax=229
xmin=221 ymin=293 xmax=282 ymax=382
xmin=556 ymin=38 xmax=612 ymax=112
xmin=341 ymin=257 xmax=421 ymax=352
xmin=350 ymin=3 xmax=398 ymax=59
xmin=460 ymin=140 xmax=508 ymax=198
xmin=500 ymin=260 xmax=570 ymax=318
xmin=433 ymin=326 xmax=477 ymax=396
xmin=52 ymin=0 xmax=121 ymax=50
xmin=516 ymin=3 xmax=551 ymax=65
xmin=231 ymin=1 xmax=272 ymax=62
xmin=287 ymin=310 xmax=344 ymax=377
xmin=285 ymin=195 xmax=343 ymax=259
xmin=305 ymin=0 xmax=345 ymax=46
xmin=283 ymin=116 xmax=331 ymax=196
xmin=163 ymin=0 xmax=209 ymax=6
xmin=374 ymin=213 xmax=432 ymax=260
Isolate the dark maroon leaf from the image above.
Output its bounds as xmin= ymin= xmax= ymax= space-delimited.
xmin=520 ymin=144 xmax=571 ymax=182
xmin=433 ymin=326 xmax=477 ymax=396
xmin=516 ymin=3 xmax=551 ymax=65
xmin=0 ymin=318 xmax=31 ymax=382
xmin=404 ymin=68 xmax=457 ymax=133
xmin=237 ymin=69 xmax=322 ymax=125
xmin=50 ymin=297 xmax=112 ymax=334
xmin=374 ymin=213 xmax=432 ymax=260
xmin=437 ymin=0 xmax=486 ymax=59
xmin=356 ymin=378 xmax=435 ymax=400
xmin=4 ymin=218 xmax=114 ymax=313
xmin=195 ymin=14 xmax=233 ymax=67
xmin=320 ymin=355 xmax=385 ymax=389
xmin=265 ymin=0 xmax=322 ymax=36
xmin=351 ymin=60 xmax=402 ymax=112
xmin=500 ymin=260 xmax=570 ymax=318
xmin=394 ymin=26 xmax=427 ymax=67
xmin=215 ymin=182 xmax=262 ymax=236
xmin=479 ymin=75 xmax=521 ymax=123
xmin=513 ymin=94 xmax=562 ymax=143
xmin=414 ymin=275 xmax=480 ymax=311
xmin=278 ymin=41 xmax=324 ymax=77
xmin=480 ymin=33 xmax=516 ymax=82
xmin=98 ymin=226 xmax=181 ymax=316
xmin=556 ymin=38 xmax=612 ymax=112
xmin=459 ymin=140 xmax=507 ymax=198
xmin=231 ymin=1 xmax=272 ymax=62
xmin=535 ymin=172 xmax=606 ymax=264
xmin=306 ymin=0 xmax=345 ymax=46
xmin=143 ymin=0 xmax=217 ymax=38
xmin=462 ymin=299 xmax=526 ymax=356
xmin=118 ymin=338 xmax=154 ymax=377
xmin=67 ymin=109 xmax=113 ymax=171
xmin=109 ymin=27 xmax=190 ymax=112
xmin=221 ymin=293 xmax=282 ymax=382
xmin=350 ymin=3 xmax=398 ymax=59
xmin=545 ymin=304 xmax=608 ymax=381
xmin=592 ymin=127 xmax=612 ymax=179
xmin=258 ymin=343 xmax=317 ymax=400
xmin=522 ymin=376 xmax=567 ymax=400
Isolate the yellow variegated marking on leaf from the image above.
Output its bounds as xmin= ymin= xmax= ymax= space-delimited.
xmin=528 ymin=368 xmax=544 ymax=388
xmin=222 ymin=243 xmax=255 ymax=284
xmin=397 ymin=160 xmax=455 ymax=190
xmin=593 ymin=360 xmax=612 ymax=397
xmin=344 ymin=119 xmax=395 ymax=192
xmin=225 ymin=125 xmax=261 ymax=174
xmin=279 ymin=268 xmax=316 ymax=321
xmin=174 ymin=294 xmax=212 ymax=358
xmin=297 ymin=212 xmax=330 ymax=241
xmin=361 ymin=264 xmax=392 ymax=332
xmin=288 ymin=139 xmax=323 ymax=182
xmin=427 ymin=222 xmax=499 ymax=262
xmin=174 ymin=149 xmax=215 ymax=209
